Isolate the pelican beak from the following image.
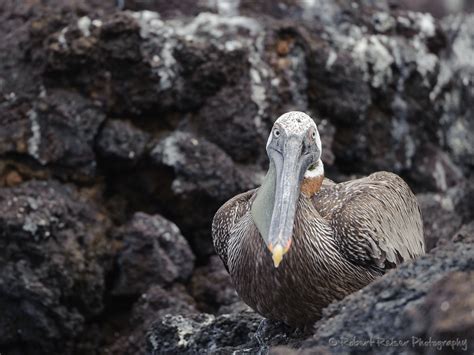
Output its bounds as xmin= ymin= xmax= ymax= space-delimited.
xmin=267 ymin=138 xmax=302 ymax=268
xmin=269 ymin=240 xmax=292 ymax=268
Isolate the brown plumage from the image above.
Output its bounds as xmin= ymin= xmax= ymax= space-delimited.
xmin=212 ymin=112 xmax=424 ymax=327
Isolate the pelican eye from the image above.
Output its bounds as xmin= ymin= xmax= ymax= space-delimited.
xmin=311 ymin=131 xmax=316 ymax=140
xmin=308 ymin=163 xmax=317 ymax=171
xmin=273 ymin=128 xmax=281 ymax=138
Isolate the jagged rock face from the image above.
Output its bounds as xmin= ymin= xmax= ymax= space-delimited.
xmin=111 ymin=212 xmax=195 ymax=296
xmin=418 ymin=179 xmax=474 ymax=250
xmin=96 ymin=119 xmax=151 ymax=166
xmin=405 ymin=271 xmax=474 ymax=353
xmin=0 ymin=0 xmax=473 ymax=354
xmin=149 ymin=130 xmax=259 ymax=256
xmin=0 ymin=180 xmax=111 ymax=354
xmin=105 ymin=284 xmax=198 ymax=354
xmin=0 ymin=89 xmax=105 ymax=178
xmin=146 ymin=311 xmax=264 ymax=354
xmin=189 ymin=256 xmax=240 ymax=314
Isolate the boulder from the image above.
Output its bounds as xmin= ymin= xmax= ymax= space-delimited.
xmin=0 ymin=89 xmax=105 ymax=179
xmin=189 ymin=256 xmax=239 ymax=314
xmin=96 ymin=119 xmax=150 ymax=166
xmin=0 ymin=180 xmax=111 ymax=354
xmin=404 ymin=271 xmax=474 ymax=354
xmin=112 ymin=212 xmax=195 ymax=296
xmin=106 ymin=284 xmax=198 ymax=354
xmin=146 ymin=311 xmax=263 ymax=354
xmin=150 ymin=130 xmax=258 ymax=256
xmin=418 ymin=179 xmax=474 ymax=250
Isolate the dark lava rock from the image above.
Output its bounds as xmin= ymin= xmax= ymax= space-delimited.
xmin=150 ymin=130 xmax=255 ymax=209
xmin=45 ymin=12 xmax=153 ymax=116
xmin=44 ymin=10 xmax=270 ymax=119
xmin=146 ymin=310 xmax=263 ymax=354
xmin=0 ymin=98 xmax=34 ymax=157
xmin=417 ymin=192 xmax=463 ymax=251
xmin=239 ymin=0 xmax=304 ymax=20
xmin=106 ymin=284 xmax=198 ymax=354
xmin=0 ymin=179 xmax=111 ymax=355
xmin=122 ymin=0 xmax=216 ymax=18
xmin=404 ymin=271 xmax=474 ymax=354
xmin=112 ymin=212 xmax=195 ymax=296
xmin=150 ymin=130 xmax=258 ymax=256
xmin=174 ymin=37 xmax=253 ymax=113
xmin=195 ymin=83 xmax=264 ymax=164
xmin=132 ymin=284 xmax=198 ymax=323
xmin=418 ymin=179 xmax=474 ymax=250
xmin=410 ymin=144 xmax=464 ymax=192
xmin=96 ymin=119 xmax=150 ymax=166
xmin=190 ymin=255 xmax=239 ymax=314
xmin=452 ymin=221 xmax=474 ymax=244
xmin=437 ymin=14 xmax=474 ymax=174
xmin=0 ymin=89 xmax=106 ymax=179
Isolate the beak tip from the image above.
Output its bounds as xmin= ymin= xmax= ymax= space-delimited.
xmin=271 ymin=244 xmax=284 ymax=268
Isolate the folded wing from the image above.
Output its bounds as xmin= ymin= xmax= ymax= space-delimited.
xmin=313 ymin=172 xmax=424 ymax=271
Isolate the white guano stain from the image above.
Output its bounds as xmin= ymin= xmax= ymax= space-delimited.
xmin=158 ymin=133 xmax=186 ymax=167
xmin=58 ymin=27 xmax=69 ymax=49
xmin=352 ymin=35 xmax=394 ymax=88
xmin=417 ymin=12 xmax=436 ymax=38
xmin=325 ymin=50 xmax=337 ymax=70
xmin=132 ymin=11 xmax=177 ymax=91
xmin=27 ymin=109 xmax=43 ymax=164
xmin=215 ymin=0 xmax=240 ymax=17
xmin=77 ymin=16 xmax=92 ymax=37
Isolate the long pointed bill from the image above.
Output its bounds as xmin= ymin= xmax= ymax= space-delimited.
xmin=267 ymin=138 xmax=302 ymax=268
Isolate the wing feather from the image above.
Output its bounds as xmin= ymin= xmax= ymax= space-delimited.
xmin=212 ymin=189 xmax=256 ymax=271
xmin=312 ymin=172 xmax=424 ymax=270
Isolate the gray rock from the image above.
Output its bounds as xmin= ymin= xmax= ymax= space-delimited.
xmin=96 ymin=119 xmax=150 ymax=165
xmin=417 ymin=191 xmax=463 ymax=251
xmin=150 ymin=130 xmax=258 ymax=256
xmin=418 ymin=177 xmax=474 ymax=249
xmin=410 ymin=144 xmax=464 ymax=192
xmin=112 ymin=212 xmax=195 ymax=296
xmin=195 ymin=83 xmax=264 ymax=164
xmin=437 ymin=14 xmax=474 ymax=174
xmin=452 ymin=221 xmax=474 ymax=243
xmin=106 ymin=284 xmax=198 ymax=354
xmin=403 ymin=271 xmax=474 ymax=354
xmin=0 ymin=180 xmax=111 ymax=354
xmin=146 ymin=310 xmax=263 ymax=354
xmin=0 ymin=89 xmax=105 ymax=178
xmin=190 ymin=256 xmax=239 ymax=314
xmin=120 ymin=0 xmax=216 ymax=18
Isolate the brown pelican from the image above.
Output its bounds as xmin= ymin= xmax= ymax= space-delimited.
xmin=212 ymin=111 xmax=424 ymax=327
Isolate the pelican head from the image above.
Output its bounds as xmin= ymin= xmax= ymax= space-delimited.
xmin=251 ymin=111 xmax=324 ymax=268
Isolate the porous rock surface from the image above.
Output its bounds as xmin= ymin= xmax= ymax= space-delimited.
xmin=0 ymin=180 xmax=111 ymax=354
xmin=0 ymin=0 xmax=473 ymax=354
